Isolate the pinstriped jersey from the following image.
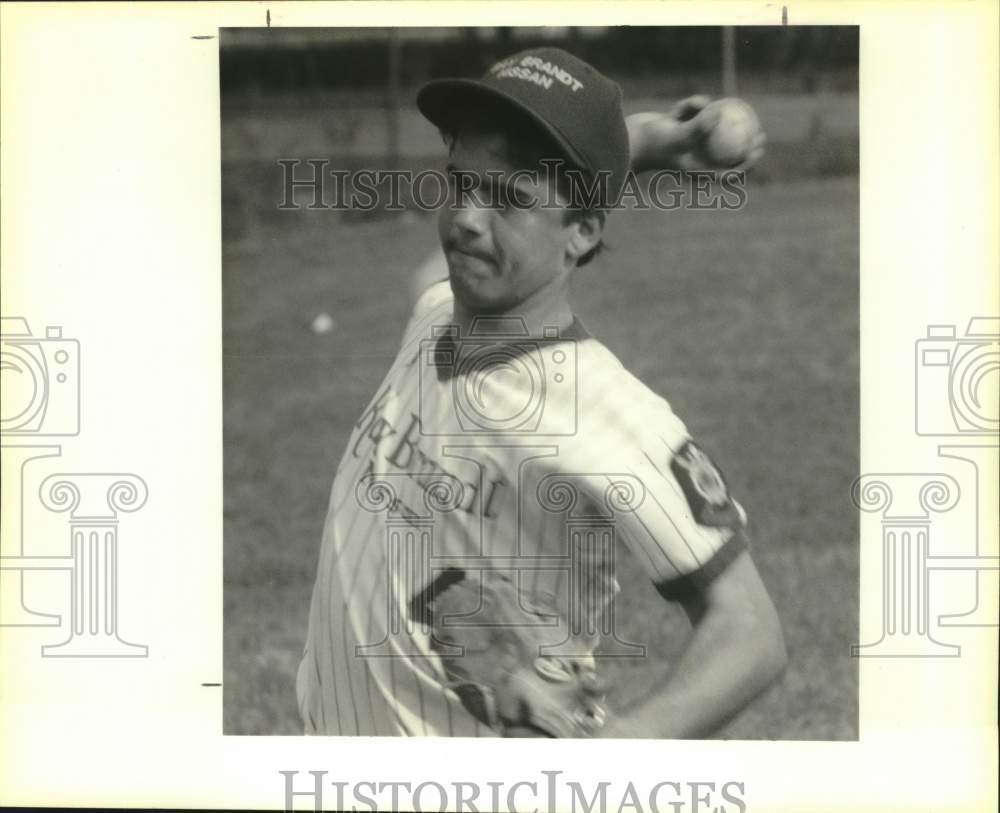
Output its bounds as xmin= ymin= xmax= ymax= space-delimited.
xmin=297 ymin=281 xmax=748 ymax=736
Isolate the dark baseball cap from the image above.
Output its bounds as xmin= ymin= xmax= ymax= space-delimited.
xmin=417 ymin=47 xmax=630 ymax=207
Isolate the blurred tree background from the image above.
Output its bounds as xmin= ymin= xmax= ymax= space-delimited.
xmin=220 ymin=26 xmax=857 ymax=99
xmin=220 ymin=26 xmax=858 ymax=240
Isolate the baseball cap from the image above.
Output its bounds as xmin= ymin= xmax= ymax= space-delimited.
xmin=417 ymin=47 xmax=630 ymax=207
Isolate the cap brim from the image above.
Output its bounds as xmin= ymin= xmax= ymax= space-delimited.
xmin=416 ymin=78 xmax=590 ymax=171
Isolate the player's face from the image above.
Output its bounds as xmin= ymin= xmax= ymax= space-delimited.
xmin=438 ymin=130 xmax=599 ymax=314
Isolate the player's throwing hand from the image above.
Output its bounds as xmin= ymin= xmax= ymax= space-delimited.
xmin=628 ymin=95 xmax=766 ymax=172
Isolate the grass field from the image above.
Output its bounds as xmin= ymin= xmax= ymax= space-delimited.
xmin=223 ymin=165 xmax=859 ymax=739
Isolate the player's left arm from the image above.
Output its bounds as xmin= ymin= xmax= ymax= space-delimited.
xmin=600 ymin=548 xmax=787 ymax=739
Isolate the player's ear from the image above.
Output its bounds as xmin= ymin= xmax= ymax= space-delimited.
xmin=564 ymin=211 xmax=603 ymax=264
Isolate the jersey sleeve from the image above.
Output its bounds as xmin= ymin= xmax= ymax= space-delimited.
xmin=406 ymin=280 xmax=453 ymax=334
xmin=616 ymin=435 xmax=749 ymax=603
xmin=571 ymin=369 xmax=749 ymax=603
xmin=397 ymin=280 xmax=454 ymax=360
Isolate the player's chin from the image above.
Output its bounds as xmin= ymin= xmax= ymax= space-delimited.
xmin=447 ymin=268 xmax=512 ymax=314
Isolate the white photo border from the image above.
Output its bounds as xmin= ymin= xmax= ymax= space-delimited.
xmin=1 ymin=2 xmax=997 ymax=812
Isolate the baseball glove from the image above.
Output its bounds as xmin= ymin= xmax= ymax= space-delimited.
xmin=418 ymin=569 xmax=607 ymax=738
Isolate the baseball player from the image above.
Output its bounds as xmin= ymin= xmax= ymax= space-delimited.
xmin=297 ymin=47 xmax=785 ymax=738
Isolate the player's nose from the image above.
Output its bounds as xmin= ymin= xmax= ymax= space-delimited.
xmin=450 ymin=195 xmax=492 ymax=236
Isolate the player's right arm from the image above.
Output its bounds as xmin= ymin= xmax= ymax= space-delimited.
xmin=571 ymin=372 xmax=785 ymax=738
xmin=600 ymin=547 xmax=787 ymax=739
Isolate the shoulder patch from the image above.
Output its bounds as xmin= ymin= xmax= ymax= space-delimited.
xmin=669 ymin=441 xmax=744 ymax=529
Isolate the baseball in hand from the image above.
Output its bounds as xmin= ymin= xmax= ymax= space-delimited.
xmin=701 ymin=98 xmax=762 ymax=168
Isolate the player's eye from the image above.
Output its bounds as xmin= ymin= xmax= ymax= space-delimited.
xmin=493 ymin=183 xmax=512 ymax=211
xmin=504 ymin=182 xmax=538 ymax=212
xmin=481 ymin=177 xmax=508 ymax=211
xmin=447 ymin=170 xmax=498 ymax=209
xmin=446 ymin=169 xmax=475 ymax=197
